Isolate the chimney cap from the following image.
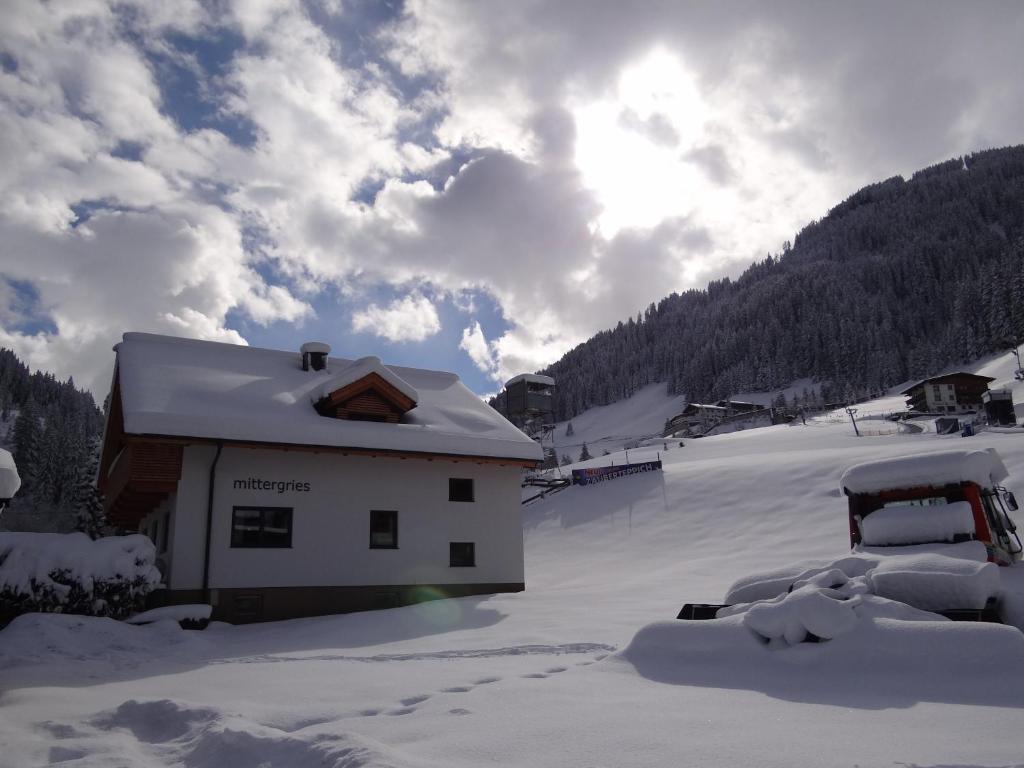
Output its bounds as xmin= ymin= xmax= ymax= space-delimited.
xmin=300 ymin=341 xmax=331 ymax=355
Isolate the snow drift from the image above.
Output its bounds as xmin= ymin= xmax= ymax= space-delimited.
xmin=0 ymin=532 xmax=161 ymax=620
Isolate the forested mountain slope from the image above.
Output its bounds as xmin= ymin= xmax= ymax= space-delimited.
xmin=0 ymin=348 xmax=105 ymax=531
xmin=540 ymin=145 xmax=1024 ymax=421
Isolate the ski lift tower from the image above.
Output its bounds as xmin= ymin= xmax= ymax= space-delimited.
xmin=503 ymin=373 xmax=556 ymax=438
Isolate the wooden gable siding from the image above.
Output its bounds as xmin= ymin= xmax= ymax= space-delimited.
xmin=333 ymin=390 xmax=402 ymax=422
xmin=325 ymin=372 xmax=416 ymax=412
xmin=98 ymin=370 xmax=125 ymax=485
xmin=103 ymin=441 xmax=183 ymax=527
xmin=320 ymin=371 xmax=415 ymax=422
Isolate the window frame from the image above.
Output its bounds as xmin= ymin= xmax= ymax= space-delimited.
xmin=449 ymin=541 xmax=476 ymax=567
xmin=369 ymin=509 xmax=399 ymax=549
xmin=449 ymin=477 xmax=475 ymax=503
xmin=230 ymin=506 xmax=293 ymax=549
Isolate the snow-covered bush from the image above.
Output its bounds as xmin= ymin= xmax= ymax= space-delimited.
xmin=0 ymin=532 xmax=161 ymax=622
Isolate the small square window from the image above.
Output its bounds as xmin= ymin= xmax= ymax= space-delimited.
xmin=450 ymin=541 xmax=475 ymax=567
xmin=370 ymin=510 xmax=398 ymax=549
xmin=449 ymin=478 xmax=474 ymax=502
xmin=231 ymin=506 xmax=292 ymax=548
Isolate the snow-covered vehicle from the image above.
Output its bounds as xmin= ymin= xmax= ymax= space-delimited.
xmin=843 ymin=448 xmax=1020 ymax=566
xmin=678 ymin=449 xmax=1022 ymax=632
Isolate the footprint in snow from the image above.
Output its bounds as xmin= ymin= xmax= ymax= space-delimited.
xmin=545 ymin=667 xmax=567 ymax=674
xmin=386 ymin=707 xmax=416 ymax=716
xmin=400 ymin=695 xmax=430 ymax=706
xmin=441 ymin=686 xmax=472 ymax=693
xmin=521 ymin=673 xmax=547 ymax=679
xmin=37 ymin=722 xmax=87 ymax=740
xmin=358 ymin=709 xmax=381 ymax=717
xmin=448 ymin=708 xmax=471 ymax=716
xmin=473 ymin=677 xmax=501 ymax=685
xmin=48 ymin=747 xmax=88 ymax=764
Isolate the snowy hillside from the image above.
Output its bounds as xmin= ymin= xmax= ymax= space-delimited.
xmin=2 ymin=358 xmax=1024 ymax=766
xmin=549 ymin=382 xmax=686 ymax=459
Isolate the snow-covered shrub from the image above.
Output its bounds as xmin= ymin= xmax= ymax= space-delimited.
xmin=0 ymin=532 xmax=161 ymax=622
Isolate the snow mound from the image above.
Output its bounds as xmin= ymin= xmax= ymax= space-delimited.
xmin=84 ymin=698 xmax=414 ymax=768
xmin=0 ymin=448 xmax=20 ymax=500
xmin=0 ymin=532 xmax=160 ymax=595
xmin=859 ymin=500 xmax=975 ymax=545
xmin=0 ymin=533 xmax=161 ymax=618
xmin=620 ymin=612 xmax=1024 ymax=706
xmin=869 ymin=552 xmax=999 ymax=611
xmin=0 ymin=613 xmax=201 ymax=672
xmin=720 ymin=568 xmax=946 ymax=647
xmin=724 ymin=541 xmax=990 ymax=604
xmin=720 ymin=544 xmax=1001 ymax=645
xmin=126 ymin=604 xmax=212 ymax=625
xmin=725 ymin=555 xmax=876 ymax=604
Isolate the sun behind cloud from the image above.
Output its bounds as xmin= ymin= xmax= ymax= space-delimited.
xmin=573 ymin=49 xmax=709 ymax=237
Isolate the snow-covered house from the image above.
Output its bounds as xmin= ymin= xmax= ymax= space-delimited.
xmin=97 ymin=333 xmax=541 ymax=623
xmin=901 ymin=372 xmax=995 ymax=414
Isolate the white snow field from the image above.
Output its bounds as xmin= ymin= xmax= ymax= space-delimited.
xmin=2 ymin=354 xmax=1024 ymax=767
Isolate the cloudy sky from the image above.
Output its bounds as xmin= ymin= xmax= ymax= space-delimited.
xmin=2 ymin=0 xmax=1022 ymax=398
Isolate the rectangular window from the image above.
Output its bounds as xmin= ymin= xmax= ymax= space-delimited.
xmin=449 ymin=478 xmax=475 ymax=502
xmin=231 ymin=506 xmax=293 ymax=548
xmin=370 ymin=510 xmax=398 ymax=548
xmin=450 ymin=541 xmax=475 ymax=567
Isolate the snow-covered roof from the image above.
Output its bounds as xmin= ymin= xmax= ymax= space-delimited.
xmin=0 ymin=449 xmax=20 ymax=500
xmin=317 ymin=355 xmax=419 ymax=405
xmin=505 ymin=373 xmax=555 ymax=388
xmin=840 ymin=449 xmax=1009 ymax=495
xmin=114 ymin=333 xmax=541 ymax=462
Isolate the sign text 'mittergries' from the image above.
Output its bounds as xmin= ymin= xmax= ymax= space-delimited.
xmin=233 ymin=477 xmax=312 ymax=493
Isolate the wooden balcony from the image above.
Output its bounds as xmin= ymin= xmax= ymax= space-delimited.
xmin=102 ymin=441 xmax=183 ymax=528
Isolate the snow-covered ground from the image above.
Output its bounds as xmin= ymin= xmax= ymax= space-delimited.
xmin=2 ymin=354 xmax=1024 ymax=767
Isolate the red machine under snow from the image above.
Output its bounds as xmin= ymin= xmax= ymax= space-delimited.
xmin=841 ymin=449 xmax=1021 ymax=566
xmin=678 ymin=449 xmax=1022 ymax=625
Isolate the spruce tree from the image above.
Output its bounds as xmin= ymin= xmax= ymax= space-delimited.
xmin=73 ymin=440 xmax=107 ymax=539
xmin=578 ymin=443 xmax=592 ymax=462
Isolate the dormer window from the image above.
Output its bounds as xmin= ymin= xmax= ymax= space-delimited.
xmin=314 ymin=356 xmax=418 ymax=423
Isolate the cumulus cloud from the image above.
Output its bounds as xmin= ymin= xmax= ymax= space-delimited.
xmin=351 ymin=294 xmax=441 ymax=342
xmin=459 ymin=321 xmax=499 ymax=379
xmin=3 ymin=0 xmax=1024 ymax=396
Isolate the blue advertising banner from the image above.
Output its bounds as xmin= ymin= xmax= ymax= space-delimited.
xmin=571 ymin=460 xmax=663 ymax=486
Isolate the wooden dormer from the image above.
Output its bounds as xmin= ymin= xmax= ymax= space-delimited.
xmin=316 ymin=371 xmax=417 ymax=423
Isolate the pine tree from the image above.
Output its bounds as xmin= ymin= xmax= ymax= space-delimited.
xmin=11 ymin=397 xmax=42 ymax=495
xmin=561 ymin=454 xmax=572 ymax=466
xmin=565 ymin=421 xmax=574 ymax=437
xmin=73 ymin=439 xmax=107 ymax=539
xmin=578 ymin=443 xmax=592 ymax=462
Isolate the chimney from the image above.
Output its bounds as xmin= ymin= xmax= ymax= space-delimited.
xmin=300 ymin=341 xmax=331 ymax=372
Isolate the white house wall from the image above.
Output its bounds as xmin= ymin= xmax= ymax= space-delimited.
xmin=169 ymin=445 xmax=524 ymax=592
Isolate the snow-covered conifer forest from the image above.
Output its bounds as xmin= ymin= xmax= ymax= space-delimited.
xmin=518 ymin=146 xmax=1024 ymax=422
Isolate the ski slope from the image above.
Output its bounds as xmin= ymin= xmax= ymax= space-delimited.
xmin=1 ymin=353 xmax=1023 ymax=767
xmin=549 ymin=382 xmax=686 ymax=459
